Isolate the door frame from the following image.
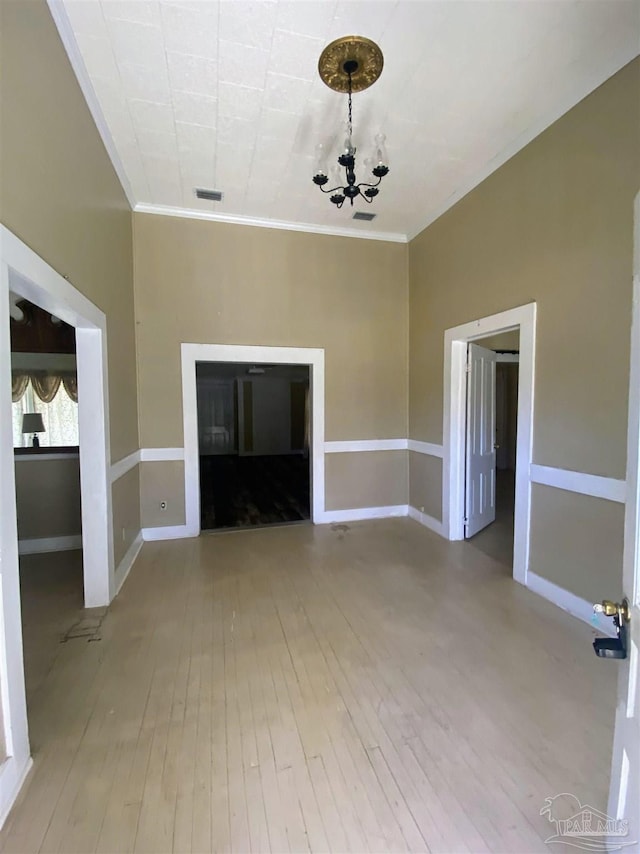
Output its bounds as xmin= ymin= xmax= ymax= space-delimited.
xmin=0 ymin=226 xmax=113 ymax=824
xmin=607 ymin=192 xmax=640 ymax=833
xmin=181 ymin=343 xmax=325 ymax=536
xmin=443 ymin=301 xmax=536 ymax=585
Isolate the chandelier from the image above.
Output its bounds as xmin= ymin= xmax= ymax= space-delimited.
xmin=312 ymin=36 xmax=389 ymax=209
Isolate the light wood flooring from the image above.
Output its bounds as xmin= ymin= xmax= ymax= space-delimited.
xmin=2 ymin=519 xmax=616 ymax=853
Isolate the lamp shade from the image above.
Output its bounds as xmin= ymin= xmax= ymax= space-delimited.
xmin=21 ymin=413 xmax=45 ymax=434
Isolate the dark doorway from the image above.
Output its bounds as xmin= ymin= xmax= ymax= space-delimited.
xmin=197 ymin=362 xmax=311 ymax=530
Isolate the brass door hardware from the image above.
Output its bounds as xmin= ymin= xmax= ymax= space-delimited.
xmin=592 ymin=598 xmax=630 ymax=659
xmin=593 ymin=598 xmax=630 ymax=623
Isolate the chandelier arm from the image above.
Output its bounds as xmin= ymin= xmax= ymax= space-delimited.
xmin=317 ymin=183 xmax=348 ymax=195
xmin=355 ymin=176 xmax=383 ymax=190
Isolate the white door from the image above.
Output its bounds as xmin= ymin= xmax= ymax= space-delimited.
xmin=606 ymin=196 xmax=640 ymax=852
xmin=465 ymin=343 xmax=497 ymax=538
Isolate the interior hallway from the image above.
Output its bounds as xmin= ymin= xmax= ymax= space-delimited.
xmin=200 ymin=454 xmax=310 ymax=530
xmin=466 ymin=469 xmax=516 ymax=570
xmin=1 ymin=519 xmax=616 ymax=853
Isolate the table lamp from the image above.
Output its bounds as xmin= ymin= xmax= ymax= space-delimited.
xmin=22 ymin=413 xmax=45 ymax=447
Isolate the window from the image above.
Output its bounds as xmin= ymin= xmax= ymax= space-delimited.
xmin=12 ymin=380 xmax=79 ymax=448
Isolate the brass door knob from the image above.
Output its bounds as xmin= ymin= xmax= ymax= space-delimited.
xmin=593 ymin=598 xmax=630 ymax=623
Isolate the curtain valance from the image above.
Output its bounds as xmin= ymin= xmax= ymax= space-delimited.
xmin=11 ymin=371 xmax=78 ymax=404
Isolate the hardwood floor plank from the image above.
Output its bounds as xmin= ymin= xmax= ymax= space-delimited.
xmin=0 ymin=520 xmax=616 ymax=854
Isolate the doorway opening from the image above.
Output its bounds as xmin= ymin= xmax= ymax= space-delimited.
xmin=443 ymin=302 xmax=536 ymax=586
xmin=463 ymin=329 xmax=520 ymax=571
xmin=196 ymin=361 xmax=311 ymax=530
xmin=10 ymin=296 xmax=87 ymax=700
xmin=0 ymin=225 xmax=113 ymax=822
xmin=181 ymin=343 xmax=325 ymax=537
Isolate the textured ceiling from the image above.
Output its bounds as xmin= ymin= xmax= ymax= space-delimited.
xmin=52 ymin=0 xmax=639 ymax=241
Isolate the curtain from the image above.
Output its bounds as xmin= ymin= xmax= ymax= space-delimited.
xmin=12 ymin=381 xmax=79 ymax=447
xmin=11 ymin=372 xmax=29 ymax=403
xmin=62 ymin=374 xmax=78 ymax=402
xmin=30 ymin=373 xmax=62 ymax=403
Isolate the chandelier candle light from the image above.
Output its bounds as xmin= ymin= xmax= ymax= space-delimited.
xmin=313 ymin=36 xmax=389 ymax=209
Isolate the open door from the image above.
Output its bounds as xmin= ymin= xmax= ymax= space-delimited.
xmin=606 ymin=564 xmax=639 ymax=849
xmin=465 ymin=342 xmax=497 ymax=538
xmin=605 ymin=196 xmax=640 ymax=851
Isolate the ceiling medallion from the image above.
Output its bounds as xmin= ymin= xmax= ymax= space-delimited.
xmin=313 ymin=36 xmax=389 ymax=210
xmin=318 ymin=35 xmax=384 ymax=94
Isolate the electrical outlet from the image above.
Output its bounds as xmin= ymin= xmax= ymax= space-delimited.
xmin=160 ymin=501 xmax=167 ymax=510
xmin=122 ymin=527 xmax=126 ymax=542
xmin=420 ymin=506 xmax=425 ymax=513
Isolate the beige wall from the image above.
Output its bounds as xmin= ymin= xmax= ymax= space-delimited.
xmin=1 ymin=1 xmax=141 ymax=564
xmin=14 ymin=457 xmax=81 ymax=541
xmin=408 ymin=453 xmax=442 ymax=521
xmin=111 ymin=466 xmax=141 ymax=567
xmin=134 ymin=214 xmax=409 ymax=516
xmin=529 ymin=485 xmax=625 ymax=604
xmin=140 ymin=461 xmax=186 ymax=529
xmin=408 ymin=59 xmax=639 ymax=595
xmin=325 ymin=451 xmax=407 ymax=511
xmin=410 ymin=59 xmax=638 ymax=475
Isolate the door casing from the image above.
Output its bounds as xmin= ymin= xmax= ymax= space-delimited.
xmin=0 ymin=226 xmax=113 ymax=827
xmin=443 ymin=301 xmax=536 ymax=585
xmin=181 ymin=343 xmax=325 ymax=536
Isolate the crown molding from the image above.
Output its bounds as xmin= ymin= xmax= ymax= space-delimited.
xmin=50 ymin=0 xmax=636 ymax=247
xmin=134 ymin=203 xmax=408 ymax=244
xmin=47 ymin=0 xmax=136 ymax=208
xmin=407 ymin=49 xmax=640 ymax=242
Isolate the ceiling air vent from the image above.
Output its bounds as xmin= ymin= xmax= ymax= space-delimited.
xmin=195 ymin=188 xmax=224 ymax=202
xmin=353 ymin=211 xmax=376 ymax=222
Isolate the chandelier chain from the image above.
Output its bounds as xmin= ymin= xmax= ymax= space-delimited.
xmin=347 ymin=72 xmax=353 ymax=142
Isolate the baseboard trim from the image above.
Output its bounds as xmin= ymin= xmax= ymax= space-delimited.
xmin=526 ymin=571 xmax=617 ymax=638
xmin=408 ymin=505 xmax=444 ymax=536
xmin=320 ymin=505 xmax=409 ymax=524
xmin=113 ymin=532 xmax=143 ymax=596
xmin=18 ymin=534 xmax=82 ymax=555
xmin=141 ymin=524 xmax=193 ymax=542
xmin=0 ymin=755 xmax=33 ymax=831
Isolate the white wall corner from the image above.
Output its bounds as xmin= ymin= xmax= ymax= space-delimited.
xmin=0 ymin=756 xmax=33 ymax=831
xmin=141 ymin=524 xmax=194 ymax=542
xmin=408 ymin=505 xmax=444 ymax=536
xmin=110 ymin=449 xmax=141 ymax=483
xmin=113 ymin=531 xmax=143 ymax=596
xmin=407 ymin=439 xmax=444 ymax=458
